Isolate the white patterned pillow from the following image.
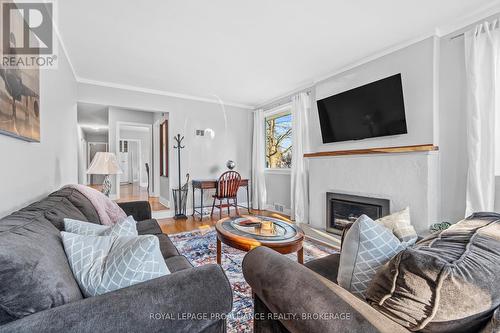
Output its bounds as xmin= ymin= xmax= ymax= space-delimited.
xmin=375 ymin=207 xmax=417 ymax=244
xmin=64 ymin=216 xmax=138 ymax=238
xmin=338 ymin=215 xmax=407 ymax=298
xmin=61 ymin=232 xmax=169 ymax=297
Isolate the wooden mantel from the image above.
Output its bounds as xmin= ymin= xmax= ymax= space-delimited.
xmin=304 ymin=144 xmax=438 ymax=158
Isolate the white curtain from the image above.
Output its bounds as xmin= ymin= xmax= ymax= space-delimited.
xmin=252 ymin=109 xmax=267 ymax=210
xmin=465 ymin=19 xmax=500 ymax=217
xmin=291 ymin=92 xmax=311 ymax=223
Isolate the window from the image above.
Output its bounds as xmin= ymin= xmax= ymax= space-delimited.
xmin=265 ymin=110 xmax=292 ymax=168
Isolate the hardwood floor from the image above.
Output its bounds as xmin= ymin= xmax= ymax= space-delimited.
xmin=89 ymin=183 xmax=168 ymax=212
xmin=116 ymin=183 xmax=168 ymax=212
xmin=157 ymin=210 xmax=291 ymax=234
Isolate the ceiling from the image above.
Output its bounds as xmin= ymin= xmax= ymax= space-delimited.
xmin=59 ymin=0 xmax=498 ymax=107
xmin=77 ymin=102 xmax=109 ymax=134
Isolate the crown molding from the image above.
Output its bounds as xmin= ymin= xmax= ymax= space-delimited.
xmin=436 ymin=0 xmax=500 ymax=37
xmin=76 ymin=77 xmax=254 ymax=110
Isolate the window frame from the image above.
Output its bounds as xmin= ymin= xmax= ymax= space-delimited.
xmin=264 ymin=103 xmax=292 ymax=173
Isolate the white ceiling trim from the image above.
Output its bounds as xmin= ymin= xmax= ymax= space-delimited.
xmin=75 ymin=77 xmax=254 ymax=110
xmin=436 ymin=0 xmax=500 ymax=37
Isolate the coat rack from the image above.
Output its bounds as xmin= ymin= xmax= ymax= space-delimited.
xmin=173 ymin=134 xmax=188 ymax=219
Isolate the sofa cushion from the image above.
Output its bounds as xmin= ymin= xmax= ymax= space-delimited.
xmin=366 ymin=213 xmax=500 ymax=333
xmin=50 ymin=187 xmax=100 ymax=224
xmin=0 ymin=210 xmax=83 ymax=324
xmin=165 ymin=255 xmax=193 ymax=273
xmin=61 ymin=232 xmax=169 ymax=297
xmin=137 ymin=219 xmax=163 ymax=235
xmin=21 ymin=196 xmax=90 ymax=231
xmin=338 ymin=215 xmax=406 ymax=298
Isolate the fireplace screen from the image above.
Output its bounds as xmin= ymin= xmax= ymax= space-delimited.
xmin=326 ymin=193 xmax=389 ymax=235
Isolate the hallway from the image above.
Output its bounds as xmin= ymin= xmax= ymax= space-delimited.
xmin=116 ymin=183 xmax=168 ymax=212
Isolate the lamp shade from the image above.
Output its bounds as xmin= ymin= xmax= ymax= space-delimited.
xmin=87 ymin=152 xmax=123 ymax=175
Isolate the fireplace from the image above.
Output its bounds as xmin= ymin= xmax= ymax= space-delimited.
xmin=326 ymin=193 xmax=390 ymax=235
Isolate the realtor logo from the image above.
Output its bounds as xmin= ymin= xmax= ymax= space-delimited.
xmin=1 ymin=0 xmax=57 ymax=69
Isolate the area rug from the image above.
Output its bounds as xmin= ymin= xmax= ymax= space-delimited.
xmin=169 ymin=227 xmax=338 ymax=333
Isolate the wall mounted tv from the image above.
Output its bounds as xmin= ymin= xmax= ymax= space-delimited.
xmin=317 ymin=73 xmax=407 ymax=143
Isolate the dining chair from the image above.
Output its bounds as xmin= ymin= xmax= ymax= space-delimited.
xmin=210 ymin=171 xmax=242 ymax=219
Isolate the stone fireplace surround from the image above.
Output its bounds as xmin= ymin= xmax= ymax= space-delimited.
xmin=308 ymin=150 xmax=439 ymax=234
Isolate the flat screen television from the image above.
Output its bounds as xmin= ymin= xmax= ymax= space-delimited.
xmin=316 ymin=73 xmax=407 ymax=143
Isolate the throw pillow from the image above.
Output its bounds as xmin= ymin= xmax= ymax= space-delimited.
xmin=64 ymin=216 xmax=138 ymax=238
xmin=61 ymin=232 xmax=169 ymax=297
xmin=338 ymin=215 xmax=406 ymax=298
xmin=375 ymin=207 xmax=417 ymax=244
xmin=366 ymin=212 xmax=500 ymax=333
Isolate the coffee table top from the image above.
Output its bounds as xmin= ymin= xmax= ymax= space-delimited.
xmin=215 ymin=215 xmax=304 ymax=253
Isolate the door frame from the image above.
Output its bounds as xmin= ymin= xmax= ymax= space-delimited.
xmin=116 ymin=121 xmax=153 ymax=200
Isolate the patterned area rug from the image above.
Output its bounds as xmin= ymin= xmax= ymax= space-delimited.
xmin=169 ymin=227 xmax=337 ymax=333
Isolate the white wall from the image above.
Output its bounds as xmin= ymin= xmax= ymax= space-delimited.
xmin=0 ymin=40 xmax=78 ymax=217
xmin=309 ymin=152 xmax=439 ymax=233
xmin=78 ymin=83 xmax=253 ymax=208
xmin=265 ymin=172 xmax=291 ymax=212
xmin=86 ymin=132 xmax=108 ymax=143
xmin=311 ymin=37 xmax=437 ymax=152
xmin=438 ymin=13 xmax=500 ymax=222
xmin=439 ymin=32 xmax=468 ymax=223
xmin=265 ymin=37 xmax=440 ymax=225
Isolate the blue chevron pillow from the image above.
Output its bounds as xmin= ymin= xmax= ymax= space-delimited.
xmin=61 ymin=232 xmax=169 ymax=297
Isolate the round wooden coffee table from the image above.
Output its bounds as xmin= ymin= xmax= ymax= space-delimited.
xmin=215 ymin=215 xmax=305 ymax=264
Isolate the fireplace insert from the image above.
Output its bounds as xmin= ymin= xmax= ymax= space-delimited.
xmin=326 ymin=192 xmax=390 ymax=235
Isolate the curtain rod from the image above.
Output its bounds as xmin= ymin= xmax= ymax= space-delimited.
xmin=261 ymin=89 xmax=312 ymax=111
xmin=450 ymin=18 xmax=499 ymax=40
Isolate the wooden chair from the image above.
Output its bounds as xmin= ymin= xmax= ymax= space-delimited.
xmin=211 ymin=171 xmax=242 ymax=219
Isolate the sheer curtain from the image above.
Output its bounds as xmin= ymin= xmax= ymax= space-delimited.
xmin=252 ymin=109 xmax=267 ymax=210
xmin=465 ymin=19 xmax=500 ymax=216
xmin=291 ymin=92 xmax=311 ymax=223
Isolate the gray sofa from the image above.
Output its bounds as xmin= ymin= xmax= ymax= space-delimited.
xmin=0 ymin=187 xmax=232 ymax=333
xmin=243 ymin=248 xmax=409 ymax=333
xmin=243 ymin=213 xmax=500 ymax=333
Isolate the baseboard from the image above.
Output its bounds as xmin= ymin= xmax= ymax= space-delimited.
xmin=152 ymin=210 xmax=174 ymax=219
xmin=159 ymin=196 xmax=169 ymax=208
xmin=265 ymin=204 xmax=291 ymax=216
xmin=185 ymin=202 xmax=251 ymax=217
